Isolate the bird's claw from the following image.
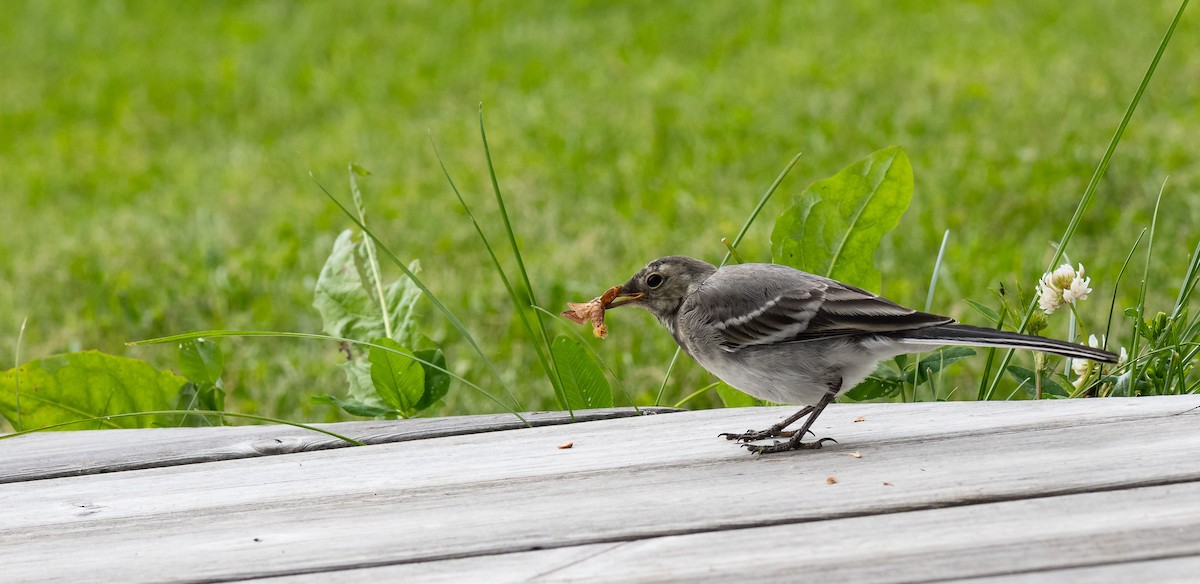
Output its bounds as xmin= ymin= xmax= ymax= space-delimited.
xmin=743 ymin=436 xmax=838 ymax=455
xmin=720 ymin=429 xmax=773 ymax=442
xmin=719 ymin=428 xmax=806 ymax=443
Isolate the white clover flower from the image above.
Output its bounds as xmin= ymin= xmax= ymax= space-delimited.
xmin=1071 ymin=334 xmax=1102 ymax=379
xmin=1071 ymin=334 xmax=1127 ymax=393
xmin=1071 ymin=356 xmax=1092 ymax=379
xmin=1062 ymin=275 xmax=1093 ymax=304
xmin=1037 ymin=263 xmax=1092 ymax=314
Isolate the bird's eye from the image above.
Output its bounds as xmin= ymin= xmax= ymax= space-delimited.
xmin=646 ymin=273 xmax=665 ymax=289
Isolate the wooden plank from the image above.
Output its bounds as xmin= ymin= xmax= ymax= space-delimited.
xmin=255 ymin=482 xmax=1200 ymax=583
xmin=0 ymin=407 xmax=679 ymax=484
xmin=956 ymin=555 xmax=1200 ymax=584
xmin=1 ymin=396 xmax=1198 ymax=583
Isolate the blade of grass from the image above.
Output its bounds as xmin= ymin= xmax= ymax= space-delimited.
xmin=129 ymin=330 xmax=528 ymax=425
xmin=14 ymin=316 xmax=27 ymax=429
xmin=309 ymin=174 xmax=525 ymax=413
xmin=925 ymin=230 xmax=951 ymax=312
xmin=1102 ymin=228 xmax=1147 ymax=350
xmin=720 ymin=152 xmax=803 ymax=268
xmin=720 ymin=237 xmax=744 ymax=264
xmin=982 ymin=0 xmax=1187 ymax=399
xmin=917 ymin=230 xmax=951 ymax=401
xmin=976 ymin=302 xmax=1008 ymax=401
xmin=430 ymin=134 xmax=569 ymax=412
xmin=1162 ymin=240 xmax=1200 ymax=394
xmin=673 ymin=381 xmax=721 ymax=408
xmin=0 ymin=410 xmax=366 ymax=445
xmin=477 ymin=106 xmax=571 ymax=415
xmin=1171 ymin=240 xmax=1200 ymax=321
xmin=1128 ymin=182 xmax=1167 ymax=395
xmin=655 ymin=152 xmax=802 ymax=405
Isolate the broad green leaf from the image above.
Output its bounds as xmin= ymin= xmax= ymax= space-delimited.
xmin=175 ymin=339 xmax=225 ymax=426
xmin=844 ymin=362 xmax=905 ymax=401
xmin=0 ymin=351 xmax=186 ymax=430
xmin=178 ymin=338 xmax=223 ymax=386
xmin=913 ymin=347 xmax=977 ymax=384
xmin=368 ymin=338 xmax=425 ymax=417
xmin=313 ymin=230 xmax=422 ymax=347
xmin=340 ymin=359 xmax=378 ymax=403
xmin=173 ymin=381 xmax=225 ymax=427
xmin=1108 ymin=371 xmax=1134 ymax=397
xmin=843 ymin=378 xmax=902 ymax=402
xmin=771 ymin=146 xmax=913 ymax=292
xmin=313 ymin=394 xmax=398 ymax=418
xmin=315 ymin=230 xmax=426 ymax=409
xmin=963 ymin=299 xmax=1002 ymax=326
xmin=550 ymin=336 xmax=612 ymax=410
xmin=1006 ymin=365 xmax=1069 ymax=399
xmin=716 ymin=381 xmax=760 ymax=408
xmin=413 ymin=348 xmax=450 ymax=412
xmin=383 ymin=267 xmax=424 ymax=345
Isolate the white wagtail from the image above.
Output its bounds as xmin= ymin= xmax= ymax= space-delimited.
xmin=606 ymin=256 xmax=1119 ymax=454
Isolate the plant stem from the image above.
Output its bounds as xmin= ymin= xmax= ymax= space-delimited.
xmin=348 ymin=165 xmax=394 ymax=340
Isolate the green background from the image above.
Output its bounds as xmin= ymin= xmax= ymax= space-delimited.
xmin=2 ymin=1 xmax=1196 ymax=420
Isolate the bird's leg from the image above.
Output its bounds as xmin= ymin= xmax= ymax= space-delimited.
xmin=719 ymin=406 xmax=814 ymax=442
xmin=744 ymin=381 xmax=840 ymax=455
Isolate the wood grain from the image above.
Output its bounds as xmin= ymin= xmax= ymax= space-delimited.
xmin=0 ymin=407 xmax=679 ymax=484
xmin=261 ymin=482 xmax=1200 ymax=583
xmin=1 ymin=397 xmax=1197 ymax=583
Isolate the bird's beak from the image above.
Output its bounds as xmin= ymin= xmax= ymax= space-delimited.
xmin=606 ymin=288 xmax=645 ymax=309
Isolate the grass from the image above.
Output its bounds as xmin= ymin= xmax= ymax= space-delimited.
xmin=2 ymin=1 xmax=1198 ymax=424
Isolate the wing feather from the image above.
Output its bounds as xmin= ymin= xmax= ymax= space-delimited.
xmin=687 ymin=264 xmax=952 ymax=352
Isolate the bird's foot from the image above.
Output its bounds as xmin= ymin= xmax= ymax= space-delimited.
xmin=719 ymin=428 xmax=794 ymax=442
xmin=744 ymin=437 xmax=837 ymax=455
xmin=720 ymin=427 xmax=817 ymax=443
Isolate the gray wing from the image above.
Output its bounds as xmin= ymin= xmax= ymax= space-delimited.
xmin=684 ymin=264 xmax=953 ymax=352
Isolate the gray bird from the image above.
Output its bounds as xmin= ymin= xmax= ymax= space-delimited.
xmin=606 ymin=256 xmax=1119 ymax=454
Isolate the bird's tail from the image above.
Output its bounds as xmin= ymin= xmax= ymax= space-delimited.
xmin=896 ymin=323 xmax=1119 ymax=363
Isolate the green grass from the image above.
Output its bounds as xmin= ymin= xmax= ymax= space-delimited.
xmin=2 ymin=1 xmax=1198 ymax=423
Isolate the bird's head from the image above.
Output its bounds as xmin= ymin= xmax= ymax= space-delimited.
xmin=609 ymin=256 xmax=718 ymax=322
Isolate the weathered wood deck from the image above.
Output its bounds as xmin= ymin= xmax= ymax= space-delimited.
xmin=3 ymin=396 xmax=1199 ymax=583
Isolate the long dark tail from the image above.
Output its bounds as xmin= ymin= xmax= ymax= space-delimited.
xmin=897 ymin=323 xmax=1119 ymax=363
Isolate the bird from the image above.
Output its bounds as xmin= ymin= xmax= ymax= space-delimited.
xmin=605 ymin=255 xmax=1120 ymax=454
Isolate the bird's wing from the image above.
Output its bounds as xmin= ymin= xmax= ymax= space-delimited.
xmin=687 ymin=268 xmax=953 ymax=351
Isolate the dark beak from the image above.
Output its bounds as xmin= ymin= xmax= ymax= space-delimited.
xmin=606 ymin=283 xmax=645 ymax=308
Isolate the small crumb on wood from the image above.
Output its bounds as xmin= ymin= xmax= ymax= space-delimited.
xmin=848 ymin=451 xmax=862 ymax=459
xmin=557 ymin=442 xmax=574 ymax=449
xmin=825 ymin=476 xmax=838 ymax=485
xmin=882 ymin=481 xmax=894 ymax=487
xmin=853 ymin=416 xmax=866 ymax=422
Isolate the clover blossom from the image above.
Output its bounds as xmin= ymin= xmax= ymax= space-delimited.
xmin=1071 ymin=334 xmax=1127 ymax=392
xmin=1036 ymin=263 xmax=1092 ymax=314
